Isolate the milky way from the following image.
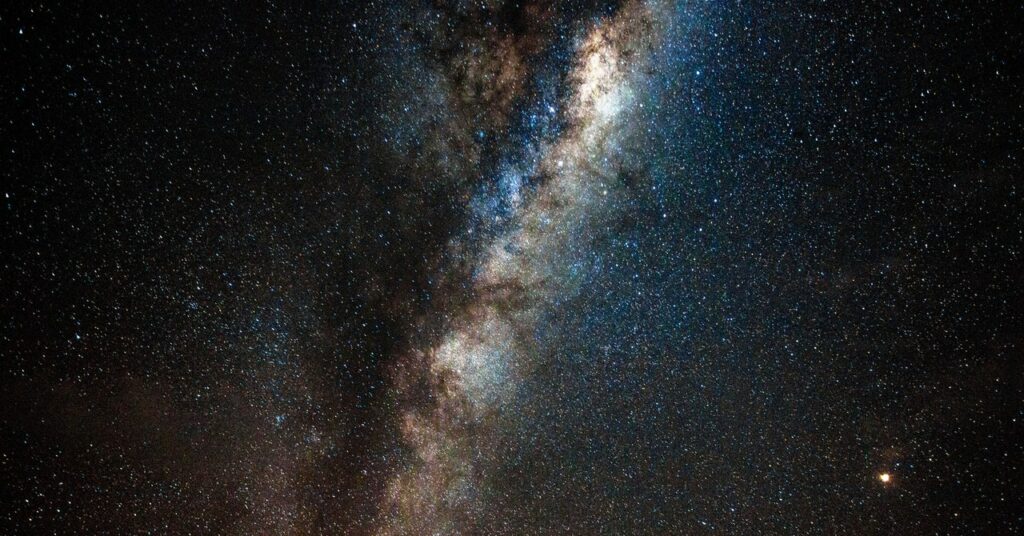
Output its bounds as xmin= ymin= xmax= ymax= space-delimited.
xmin=3 ymin=1 xmax=1022 ymax=534
xmin=382 ymin=3 xmax=670 ymax=532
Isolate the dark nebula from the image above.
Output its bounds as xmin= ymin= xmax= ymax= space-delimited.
xmin=2 ymin=1 xmax=1022 ymax=534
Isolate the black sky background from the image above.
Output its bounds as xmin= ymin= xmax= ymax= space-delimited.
xmin=2 ymin=1 xmax=1023 ymax=534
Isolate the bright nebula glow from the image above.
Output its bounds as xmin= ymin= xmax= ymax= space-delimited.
xmin=378 ymin=1 xmax=672 ymax=533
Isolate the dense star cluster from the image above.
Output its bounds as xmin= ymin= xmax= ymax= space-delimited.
xmin=2 ymin=1 xmax=1022 ymax=534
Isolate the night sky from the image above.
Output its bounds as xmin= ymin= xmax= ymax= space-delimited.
xmin=2 ymin=1 xmax=1022 ymax=534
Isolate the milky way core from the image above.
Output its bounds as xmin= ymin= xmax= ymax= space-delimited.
xmin=381 ymin=3 xmax=671 ymax=532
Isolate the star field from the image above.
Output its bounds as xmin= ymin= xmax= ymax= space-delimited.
xmin=2 ymin=1 xmax=1022 ymax=534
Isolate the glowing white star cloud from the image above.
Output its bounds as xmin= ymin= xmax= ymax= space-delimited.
xmin=378 ymin=2 xmax=671 ymax=533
